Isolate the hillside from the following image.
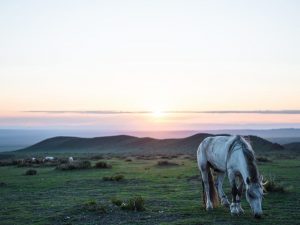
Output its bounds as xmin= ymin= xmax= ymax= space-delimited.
xmin=16 ymin=133 xmax=285 ymax=155
xmin=283 ymin=142 xmax=300 ymax=152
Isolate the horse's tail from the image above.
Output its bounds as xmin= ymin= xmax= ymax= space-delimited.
xmin=207 ymin=165 xmax=219 ymax=207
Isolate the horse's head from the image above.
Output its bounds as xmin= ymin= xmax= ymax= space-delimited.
xmin=246 ymin=175 xmax=264 ymax=218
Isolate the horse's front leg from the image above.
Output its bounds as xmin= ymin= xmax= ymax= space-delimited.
xmin=228 ymin=172 xmax=239 ymax=215
xmin=235 ymin=181 xmax=244 ymax=214
xmin=215 ymin=172 xmax=230 ymax=207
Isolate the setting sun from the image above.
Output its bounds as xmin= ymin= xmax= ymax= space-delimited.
xmin=152 ymin=109 xmax=164 ymax=118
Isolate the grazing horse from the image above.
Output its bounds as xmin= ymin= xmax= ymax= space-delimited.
xmin=197 ymin=135 xmax=264 ymax=218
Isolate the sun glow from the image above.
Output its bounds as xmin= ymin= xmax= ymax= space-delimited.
xmin=152 ymin=109 xmax=164 ymax=118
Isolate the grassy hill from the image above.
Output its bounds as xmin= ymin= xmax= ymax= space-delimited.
xmin=283 ymin=142 xmax=300 ymax=152
xmin=16 ymin=134 xmax=285 ymax=155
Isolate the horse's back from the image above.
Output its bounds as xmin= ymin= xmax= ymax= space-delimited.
xmin=198 ymin=136 xmax=237 ymax=171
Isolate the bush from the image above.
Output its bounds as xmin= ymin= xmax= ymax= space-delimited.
xmin=103 ymin=174 xmax=124 ymax=181
xmin=120 ymin=196 xmax=145 ymax=211
xmin=25 ymin=169 xmax=37 ymax=176
xmin=264 ymin=176 xmax=292 ymax=193
xmin=156 ymin=160 xmax=178 ymax=167
xmin=94 ymin=161 xmax=112 ymax=169
xmin=111 ymin=197 xmax=123 ymax=206
xmin=83 ymin=199 xmax=107 ymax=213
xmin=56 ymin=160 xmax=91 ymax=170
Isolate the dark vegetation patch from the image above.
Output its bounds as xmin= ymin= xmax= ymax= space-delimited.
xmin=56 ymin=160 xmax=91 ymax=170
xmin=103 ymin=174 xmax=125 ymax=181
xmin=94 ymin=161 xmax=112 ymax=169
xmin=25 ymin=169 xmax=37 ymax=176
xmin=156 ymin=160 xmax=179 ymax=167
xmin=90 ymin=155 xmax=104 ymax=160
xmin=256 ymin=156 xmax=272 ymax=162
xmin=83 ymin=199 xmax=107 ymax=213
xmin=110 ymin=196 xmax=146 ymax=211
xmin=186 ymin=175 xmax=200 ymax=182
xmin=0 ymin=181 xmax=7 ymax=187
xmin=264 ymin=176 xmax=293 ymax=193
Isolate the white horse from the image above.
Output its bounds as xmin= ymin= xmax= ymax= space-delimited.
xmin=197 ymin=135 xmax=264 ymax=218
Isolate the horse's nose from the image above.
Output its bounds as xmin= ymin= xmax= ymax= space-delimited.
xmin=254 ymin=213 xmax=262 ymax=219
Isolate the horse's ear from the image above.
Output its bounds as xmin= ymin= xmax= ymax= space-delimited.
xmin=246 ymin=177 xmax=250 ymax=185
xmin=243 ymin=136 xmax=251 ymax=145
xmin=259 ymin=175 xmax=263 ymax=182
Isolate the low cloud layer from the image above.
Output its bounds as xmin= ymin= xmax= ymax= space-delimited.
xmin=24 ymin=110 xmax=300 ymax=115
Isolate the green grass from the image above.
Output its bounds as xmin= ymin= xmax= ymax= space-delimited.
xmin=0 ymin=156 xmax=299 ymax=224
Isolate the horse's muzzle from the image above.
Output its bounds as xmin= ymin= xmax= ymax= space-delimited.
xmin=254 ymin=213 xmax=262 ymax=219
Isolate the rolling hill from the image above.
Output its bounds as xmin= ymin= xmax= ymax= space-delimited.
xmin=16 ymin=133 xmax=285 ymax=155
xmin=283 ymin=142 xmax=300 ymax=152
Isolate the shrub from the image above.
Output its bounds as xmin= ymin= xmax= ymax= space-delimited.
xmin=83 ymin=199 xmax=107 ymax=213
xmin=264 ymin=176 xmax=292 ymax=193
xmin=56 ymin=160 xmax=91 ymax=170
xmin=120 ymin=196 xmax=145 ymax=211
xmin=94 ymin=161 xmax=112 ymax=169
xmin=156 ymin=160 xmax=178 ymax=167
xmin=25 ymin=169 xmax=37 ymax=176
xmin=103 ymin=174 xmax=124 ymax=181
xmin=111 ymin=197 xmax=123 ymax=206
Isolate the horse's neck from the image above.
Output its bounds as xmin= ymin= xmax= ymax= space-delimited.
xmin=234 ymin=150 xmax=250 ymax=186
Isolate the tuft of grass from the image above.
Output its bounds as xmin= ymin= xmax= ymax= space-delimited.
xmin=120 ymin=196 xmax=145 ymax=211
xmin=25 ymin=169 xmax=37 ymax=176
xmin=111 ymin=197 xmax=123 ymax=206
xmin=103 ymin=174 xmax=124 ymax=181
xmin=264 ymin=176 xmax=292 ymax=193
xmin=94 ymin=161 xmax=112 ymax=169
xmin=83 ymin=199 xmax=107 ymax=213
xmin=156 ymin=160 xmax=179 ymax=167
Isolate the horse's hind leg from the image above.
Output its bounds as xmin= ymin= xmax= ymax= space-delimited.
xmin=215 ymin=172 xmax=230 ymax=207
xmin=200 ymin=167 xmax=213 ymax=210
xmin=197 ymin=146 xmax=213 ymax=210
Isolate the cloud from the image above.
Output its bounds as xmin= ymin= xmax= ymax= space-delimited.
xmin=23 ymin=110 xmax=300 ymax=115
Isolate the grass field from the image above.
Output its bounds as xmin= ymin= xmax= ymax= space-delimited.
xmin=0 ymin=155 xmax=299 ymax=225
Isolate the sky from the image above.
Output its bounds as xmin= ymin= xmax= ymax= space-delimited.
xmin=1 ymin=0 xmax=300 ymax=132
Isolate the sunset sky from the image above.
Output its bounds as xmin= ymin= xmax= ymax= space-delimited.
xmin=1 ymin=0 xmax=300 ymax=131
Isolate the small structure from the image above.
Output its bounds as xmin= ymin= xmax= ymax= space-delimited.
xmin=68 ymin=157 xmax=74 ymax=162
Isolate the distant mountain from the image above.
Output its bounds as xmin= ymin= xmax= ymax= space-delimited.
xmin=2 ymin=128 xmax=300 ymax=152
xmin=16 ymin=134 xmax=284 ymax=155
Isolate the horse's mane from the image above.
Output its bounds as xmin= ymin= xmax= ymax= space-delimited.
xmin=230 ymin=136 xmax=259 ymax=183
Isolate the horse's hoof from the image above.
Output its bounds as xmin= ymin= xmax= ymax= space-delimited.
xmin=206 ymin=206 xmax=213 ymax=211
xmin=222 ymin=200 xmax=230 ymax=208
